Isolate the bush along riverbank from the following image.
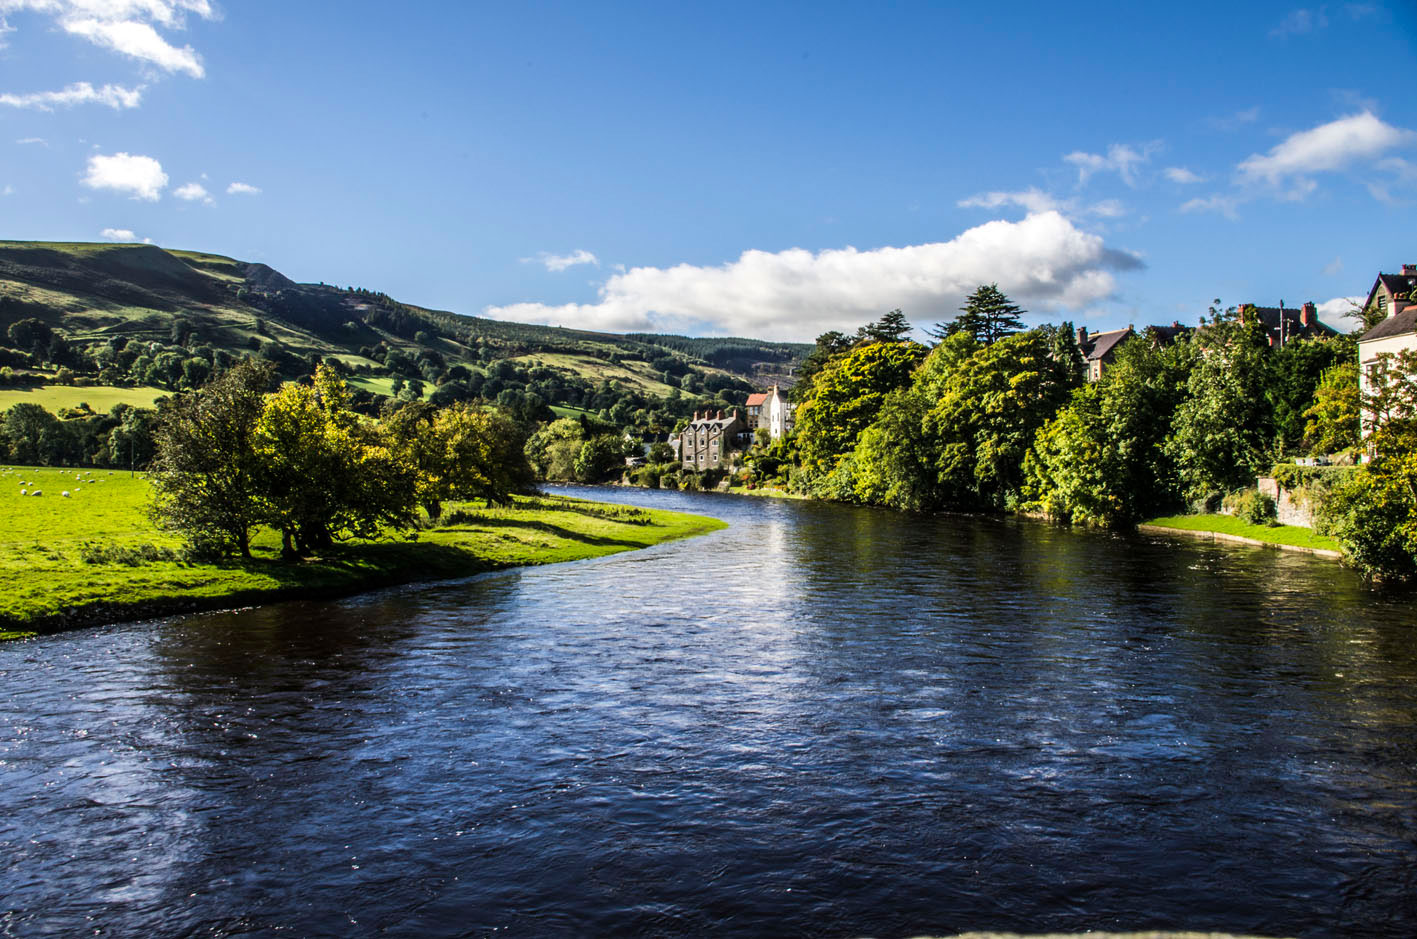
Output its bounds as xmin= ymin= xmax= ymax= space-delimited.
xmin=0 ymin=466 xmax=725 ymax=638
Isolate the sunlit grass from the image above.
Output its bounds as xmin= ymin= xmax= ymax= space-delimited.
xmin=1142 ymin=514 xmax=1341 ymax=552
xmin=0 ymin=465 xmax=725 ymax=633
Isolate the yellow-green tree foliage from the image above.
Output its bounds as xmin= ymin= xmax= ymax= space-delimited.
xmin=795 ymin=340 xmax=927 ymax=477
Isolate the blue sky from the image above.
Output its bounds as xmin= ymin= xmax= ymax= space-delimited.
xmin=2 ymin=1 xmax=1415 ymax=342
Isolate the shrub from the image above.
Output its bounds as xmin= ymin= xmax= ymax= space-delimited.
xmin=1223 ymin=488 xmax=1278 ymax=526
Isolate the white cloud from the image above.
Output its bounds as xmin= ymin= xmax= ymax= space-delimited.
xmin=1163 ymin=166 xmax=1205 ymax=184
xmin=1179 ymin=194 xmax=1241 ymax=220
xmin=1207 ymin=106 xmax=1260 ymax=132
xmin=100 ymin=227 xmax=150 ymax=242
xmin=1238 ymin=111 xmax=1417 ymax=187
xmin=81 ymin=151 xmax=166 ymax=200
xmin=62 ymin=17 xmax=201 ymax=76
xmin=958 ymin=187 xmax=1126 ymax=220
xmin=0 ymin=80 xmax=141 ymax=110
xmin=958 ymin=187 xmax=1067 ymax=215
xmin=173 ymin=180 xmax=209 ymax=202
xmin=1323 ymin=256 xmax=1344 ymax=276
xmin=225 ymin=181 xmax=260 ymax=195
xmin=0 ymin=1 xmax=215 ymax=81
xmin=1318 ymin=295 xmax=1364 ymax=327
xmin=1063 ymin=142 xmax=1157 ymax=187
xmin=484 ymin=211 xmax=1144 ymax=342
xmin=1271 ymin=7 xmax=1327 ymax=37
xmin=526 ymin=248 xmax=599 ymax=272
xmin=2 ymin=184 xmax=13 ymax=196
xmin=16 ymin=136 xmax=46 ymax=145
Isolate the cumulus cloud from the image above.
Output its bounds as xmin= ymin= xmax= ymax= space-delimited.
xmin=1063 ymin=142 xmax=1157 ymax=187
xmin=1163 ymin=166 xmax=1204 ymax=184
xmin=1238 ymin=111 xmax=1417 ymax=188
xmin=100 ymin=227 xmax=150 ymax=242
xmin=526 ymin=248 xmax=599 ymax=272
xmin=173 ymin=180 xmax=209 ymax=202
xmin=484 ymin=212 xmax=1144 ymax=342
xmin=225 ymin=181 xmax=260 ymax=195
xmin=0 ymin=1 xmax=215 ymax=81
xmin=0 ymin=80 xmax=141 ymax=110
xmin=81 ymin=151 xmax=166 ymax=200
xmin=1318 ymin=295 xmax=1364 ymax=327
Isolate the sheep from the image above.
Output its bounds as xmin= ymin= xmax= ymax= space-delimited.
xmin=62 ymin=491 xmax=71 ymax=498
xmin=19 ymin=489 xmax=26 ymax=496
xmin=30 ymin=490 xmax=42 ymax=497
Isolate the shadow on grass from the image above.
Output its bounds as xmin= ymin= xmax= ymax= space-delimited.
xmin=437 ymin=515 xmax=652 ymax=549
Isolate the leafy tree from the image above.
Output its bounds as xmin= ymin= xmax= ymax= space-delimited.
xmin=1165 ymin=320 xmax=1273 ymax=499
xmin=795 ymin=339 xmax=927 ymax=477
xmin=924 ymin=328 xmax=1076 ymax=507
xmin=574 ymin=434 xmax=629 ymax=483
xmin=1267 ymin=336 xmax=1350 ymax=455
xmin=6 ymin=318 xmax=52 ymax=356
xmin=2 ymin=402 xmax=58 ymax=465
xmin=525 ymin=417 xmax=587 ymax=480
xmin=252 ymin=365 xmax=417 ymax=556
xmin=855 ymin=309 xmax=913 ymax=344
xmin=791 ymin=330 xmax=855 ymax=402
xmin=149 ymin=360 xmax=274 ymax=557
xmin=1024 ymin=336 xmax=1195 ymax=524
xmin=1303 ymin=361 xmax=1361 ymax=454
xmin=934 ymin=284 xmax=1025 ymax=345
xmin=388 ymin=402 xmax=535 ymax=518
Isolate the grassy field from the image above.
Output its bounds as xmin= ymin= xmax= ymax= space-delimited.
xmin=347 ymin=375 xmax=428 ymax=399
xmin=0 ymin=384 xmax=170 ymax=413
xmin=1142 ymin=514 xmax=1342 ymax=553
xmin=509 ymin=352 xmax=679 ymax=397
xmin=0 ymin=465 xmax=725 ymax=636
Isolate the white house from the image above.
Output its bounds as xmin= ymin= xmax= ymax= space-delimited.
xmin=1358 ymin=265 xmax=1417 ymax=437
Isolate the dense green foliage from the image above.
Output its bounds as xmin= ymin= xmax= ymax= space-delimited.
xmin=148 ymin=362 xmax=535 ymax=559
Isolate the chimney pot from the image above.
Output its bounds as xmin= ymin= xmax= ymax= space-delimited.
xmin=1403 ymin=264 xmax=1416 ymax=276
xmin=1301 ymin=302 xmax=1315 ymax=327
xmin=1076 ymin=326 xmax=1088 ymax=344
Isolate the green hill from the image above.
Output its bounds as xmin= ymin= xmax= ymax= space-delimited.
xmin=0 ymin=240 xmax=808 ymax=422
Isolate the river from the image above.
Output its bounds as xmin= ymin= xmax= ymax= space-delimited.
xmin=2 ymin=486 xmax=1415 ymax=937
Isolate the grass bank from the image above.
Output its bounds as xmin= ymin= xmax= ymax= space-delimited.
xmin=1 ymin=465 xmax=725 ymax=637
xmin=1140 ymin=513 xmax=1342 ymax=557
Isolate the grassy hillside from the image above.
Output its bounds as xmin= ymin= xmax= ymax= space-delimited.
xmin=0 ymin=239 xmax=810 ymax=396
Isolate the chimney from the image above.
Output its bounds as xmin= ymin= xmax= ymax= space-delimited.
xmin=1403 ymin=264 xmax=1416 ymax=276
xmin=1172 ymin=321 xmax=1181 ymax=329
xmin=716 ymin=409 xmax=723 ymax=420
xmin=1076 ymin=326 xmax=1088 ymax=344
xmin=1301 ymin=302 xmax=1315 ymax=327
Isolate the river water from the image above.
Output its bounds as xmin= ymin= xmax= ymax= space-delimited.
xmin=2 ymin=487 xmax=1415 ymax=937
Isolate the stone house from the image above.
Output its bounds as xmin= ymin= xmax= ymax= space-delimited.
xmin=1076 ymin=326 xmax=1132 ymax=383
xmin=673 ymin=409 xmax=751 ymax=471
xmin=1358 ymin=265 xmax=1417 ymax=437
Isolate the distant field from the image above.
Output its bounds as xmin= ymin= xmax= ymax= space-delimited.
xmin=510 ymin=353 xmax=678 ymax=397
xmin=550 ymin=405 xmax=594 ymax=419
xmin=0 ymin=384 xmax=170 ymax=413
xmin=348 ymin=375 xmax=427 ymax=399
xmin=0 ymin=465 xmax=725 ymax=633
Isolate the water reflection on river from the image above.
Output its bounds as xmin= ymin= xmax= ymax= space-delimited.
xmin=2 ymin=486 xmax=1416 ymax=937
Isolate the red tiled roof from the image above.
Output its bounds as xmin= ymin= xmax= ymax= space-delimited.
xmin=745 ymin=393 xmax=769 ymax=406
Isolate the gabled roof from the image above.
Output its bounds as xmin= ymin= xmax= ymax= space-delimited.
xmin=1361 ymin=307 xmax=1417 ymax=342
xmin=1365 ymin=272 xmax=1417 ymax=312
xmin=745 ymin=393 xmax=769 ymax=406
xmin=1083 ymin=328 xmax=1131 ymax=362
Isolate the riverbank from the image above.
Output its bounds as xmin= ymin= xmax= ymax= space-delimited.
xmin=1139 ymin=513 xmax=1342 ymax=559
xmin=1 ymin=467 xmax=725 ymax=638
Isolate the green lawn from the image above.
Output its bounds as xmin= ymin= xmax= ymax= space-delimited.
xmin=1142 ymin=514 xmax=1342 ymax=553
xmin=0 ymin=384 xmax=170 ymax=413
xmin=347 ymin=375 xmax=427 ymax=399
xmin=0 ymin=465 xmax=725 ymax=635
